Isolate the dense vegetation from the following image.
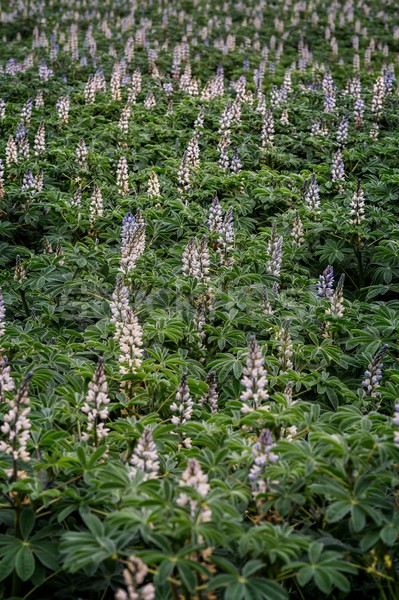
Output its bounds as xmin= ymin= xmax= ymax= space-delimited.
xmin=0 ymin=0 xmax=399 ymax=597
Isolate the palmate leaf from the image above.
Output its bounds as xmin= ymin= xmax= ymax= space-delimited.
xmin=285 ymin=542 xmax=357 ymax=595
xmin=148 ymin=551 xmax=210 ymax=595
xmin=312 ymin=474 xmax=388 ymax=533
xmin=345 ymin=327 xmax=390 ymax=352
xmin=208 ymin=573 xmax=287 ymax=600
xmin=208 ymin=351 xmax=246 ymax=382
xmin=207 ymin=322 xmax=247 ymax=351
xmin=60 ymin=531 xmax=118 ymax=573
xmin=306 ymin=342 xmax=351 ymax=368
xmin=145 ymin=311 xmax=186 ymax=344
xmin=206 ymin=558 xmax=287 ymax=599
xmin=237 ymin=524 xmax=309 ymax=563
xmin=0 ymin=530 xmax=59 ymax=584
xmin=59 ymin=511 xmax=132 ymax=573
xmin=314 ymin=239 xmax=349 ymax=263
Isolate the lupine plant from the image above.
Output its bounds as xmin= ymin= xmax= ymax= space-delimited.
xmin=0 ymin=0 xmax=399 ymax=598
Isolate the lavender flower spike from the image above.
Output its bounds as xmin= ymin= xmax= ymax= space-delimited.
xmin=266 ymin=224 xmax=283 ymax=278
xmin=130 ymin=428 xmax=160 ymax=480
xmin=81 ymin=357 xmax=110 ymax=445
xmin=109 ymin=275 xmax=130 ymax=341
xmin=0 ymin=356 xmax=15 ymax=400
xmin=0 ymin=289 xmax=5 ymax=338
xmin=304 ymin=174 xmax=320 ymax=212
xmin=392 ymin=401 xmax=399 ymax=447
xmin=326 ymin=273 xmax=345 ymax=317
xmin=119 ymin=212 xmax=146 ymax=274
xmin=176 ymin=458 xmax=212 ymax=523
xmin=118 ymin=308 xmax=144 ymax=381
xmin=316 ymin=265 xmax=334 ymax=298
xmin=115 ymin=555 xmax=155 ymax=600
xmin=0 ymin=372 xmax=33 ymax=478
xmin=249 ymin=428 xmax=278 ymax=496
xmin=170 ymin=373 xmax=194 ymax=426
xmin=361 ymin=344 xmax=388 ymax=398
xmin=199 ymin=372 xmax=219 ymax=413
xmin=241 ymin=336 xmax=269 ymax=411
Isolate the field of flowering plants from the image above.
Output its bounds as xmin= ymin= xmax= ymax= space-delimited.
xmin=1 ymin=0 xmax=399 ymax=598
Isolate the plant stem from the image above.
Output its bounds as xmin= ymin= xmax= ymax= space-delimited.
xmin=171 ymin=581 xmax=180 ymax=600
xmin=19 ymin=288 xmax=30 ymax=317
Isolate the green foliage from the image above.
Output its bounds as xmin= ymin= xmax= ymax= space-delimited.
xmin=0 ymin=0 xmax=399 ymax=598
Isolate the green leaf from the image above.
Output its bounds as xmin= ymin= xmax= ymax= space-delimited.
xmin=76 ymin=446 xmax=87 ymax=468
xmin=156 ymin=559 xmax=175 ymax=582
xmin=224 ymin=581 xmax=245 ymax=600
xmin=207 ymin=574 xmax=235 ymax=590
xmin=15 ymin=546 xmax=35 ymax=582
xmin=178 ymin=562 xmax=197 ymax=593
xmin=326 ymin=500 xmax=351 ymax=523
xmin=242 ymin=560 xmax=263 ymax=578
xmin=297 ymin=566 xmax=314 ymax=586
xmin=87 ymin=445 xmax=107 ymax=468
xmin=360 ymin=529 xmax=380 ymax=551
xmin=248 ymin=578 xmax=288 ymax=600
xmin=0 ymin=553 xmax=17 ymax=582
xmin=79 ymin=511 xmax=104 ymax=537
xmin=233 ymin=360 xmax=243 ymax=380
xmin=19 ymin=508 xmax=35 ymax=541
xmin=314 ymin=568 xmax=333 ymax=594
xmin=210 ymin=556 xmax=239 ymax=575
xmin=333 ymin=571 xmax=351 ymax=593
xmin=380 ymin=525 xmax=398 ymax=546
xmin=308 ymin=542 xmax=323 ymax=563
xmin=351 ymin=505 xmax=366 ymax=532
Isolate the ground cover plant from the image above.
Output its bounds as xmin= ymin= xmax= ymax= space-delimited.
xmin=0 ymin=0 xmax=399 ymax=597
